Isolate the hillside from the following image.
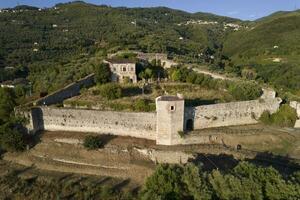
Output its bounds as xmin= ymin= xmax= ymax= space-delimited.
xmin=0 ymin=1 xmax=239 ymax=93
xmin=0 ymin=1 xmax=300 ymax=96
xmin=222 ymin=10 xmax=300 ymax=94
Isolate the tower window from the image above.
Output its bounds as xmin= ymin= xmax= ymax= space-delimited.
xmin=170 ymin=106 xmax=175 ymax=111
xmin=123 ymin=67 xmax=126 ymax=72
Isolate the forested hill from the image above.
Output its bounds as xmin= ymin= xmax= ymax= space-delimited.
xmin=222 ymin=10 xmax=300 ymax=94
xmin=0 ymin=1 xmax=241 ymax=92
xmin=0 ymin=1 xmax=300 ymax=96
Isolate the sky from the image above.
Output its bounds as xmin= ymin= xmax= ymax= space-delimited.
xmin=0 ymin=0 xmax=300 ymax=20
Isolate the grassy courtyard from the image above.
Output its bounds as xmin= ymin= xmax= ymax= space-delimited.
xmin=63 ymin=82 xmax=235 ymax=112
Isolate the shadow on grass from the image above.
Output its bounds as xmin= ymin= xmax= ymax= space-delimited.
xmin=98 ymin=134 xmax=118 ymax=147
xmin=112 ymin=179 xmax=130 ymax=192
xmin=191 ymin=151 xmax=300 ymax=176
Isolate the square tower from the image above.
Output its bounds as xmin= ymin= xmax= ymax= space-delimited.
xmin=156 ymin=96 xmax=185 ymax=145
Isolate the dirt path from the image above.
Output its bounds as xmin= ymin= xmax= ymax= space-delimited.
xmin=193 ymin=68 xmax=232 ymax=80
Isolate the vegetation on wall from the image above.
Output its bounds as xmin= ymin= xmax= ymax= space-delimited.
xmin=259 ymin=104 xmax=298 ymax=127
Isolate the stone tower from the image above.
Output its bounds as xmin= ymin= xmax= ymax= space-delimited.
xmin=156 ymin=95 xmax=185 ymax=145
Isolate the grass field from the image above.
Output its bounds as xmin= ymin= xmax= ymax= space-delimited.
xmin=64 ymin=82 xmax=234 ymax=112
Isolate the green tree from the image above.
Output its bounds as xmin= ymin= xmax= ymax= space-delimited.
xmin=140 ymin=164 xmax=186 ymax=200
xmin=99 ymin=83 xmax=122 ymax=100
xmin=228 ymin=81 xmax=262 ymax=101
xmin=94 ymin=63 xmax=111 ymax=85
xmin=0 ymin=122 xmax=25 ymax=152
xmin=0 ymin=88 xmax=16 ymax=125
xmin=182 ymin=163 xmax=212 ymax=200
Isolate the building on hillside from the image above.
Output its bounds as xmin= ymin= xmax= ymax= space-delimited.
xmin=0 ymin=78 xmax=28 ymax=89
xmin=137 ymin=52 xmax=178 ymax=69
xmin=105 ymin=59 xmax=137 ymax=83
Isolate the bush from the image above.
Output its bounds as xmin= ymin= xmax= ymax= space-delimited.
xmin=99 ymin=83 xmax=122 ymax=100
xmin=178 ymin=131 xmax=185 ymax=138
xmin=259 ymin=110 xmax=273 ymax=125
xmin=83 ymin=135 xmax=103 ymax=150
xmin=133 ymin=99 xmax=155 ymax=112
xmin=271 ymin=104 xmax=297 ymax=127
xmin=0 ymin=128 xmax=25 ymax=152
xmin=228 ymin=81 xmax=262 ymax=101
xmin=259 ymin=105 xmax=297 ymax=127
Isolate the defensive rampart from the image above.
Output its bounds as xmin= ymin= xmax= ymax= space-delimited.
xmin=185 ymin=98 xmax=282 ymax=130
xmin=29 ymin=107 xmax=157 ymax=140
xmin=35 ymin=74 xmax=95 ymax=106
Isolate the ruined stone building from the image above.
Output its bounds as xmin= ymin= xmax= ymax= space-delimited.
xmin=105 ymin=59 xmax=137 ymax=83
xmin=136 ymin=52 xmax=178 ymax=69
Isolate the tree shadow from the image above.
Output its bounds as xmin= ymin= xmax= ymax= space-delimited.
xmin=191 ymin=153 xmax=239 ymax=172
xmin=122 ymin=86 xmax=142 ymax=97
xmin=246 ymin=152 xmax=300 ymax=176
xmin=98 ymin=134 xmax=117 ymax=147
xmin=112 ymin=179 xmax=131 ymax=192
xmin=191 ymin=151 xmax=300 ymax=176
xmin=185 ymin=98 xmax=219 ymax=107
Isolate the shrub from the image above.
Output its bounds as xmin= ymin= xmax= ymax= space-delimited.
xmin=228 ymin=81 xmax=262 ymax=101
xmin=259 ymin=110 xmax=273 ymax=125
xmin=94 ymin=63 xmax=111 ymax=84
xmin=186 ymin=73 xmax=197 ymax=84
xmin=133 ymin=99 xmax=155 ymax=112
xmin=271 ymin=104 xmax=297 ymax=127
xmin=259 ymin=105 xmax=297 ymax=127
xmin=0 ymin=129 xmax=25 ymax=152
xmin=83 ymin=135 xmax=103 ymax=150
xmin=178 ymin=131 xmax=185 ymax=138
xmin=99 ymin=83 xmax=122 ymax=100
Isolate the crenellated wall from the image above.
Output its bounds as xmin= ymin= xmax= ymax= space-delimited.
xmin=185 ymin=98 xmax=282 ymax=130
xmin=30 ymin=107 xmax=157 ymax=140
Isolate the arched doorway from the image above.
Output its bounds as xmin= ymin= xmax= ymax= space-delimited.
xmin=186 ymin=119 xmax=194 ymax=131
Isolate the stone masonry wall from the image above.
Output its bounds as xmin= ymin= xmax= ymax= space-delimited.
xmin=35 ymin=74 xmax=95 ymax=106
xmin=32 ymin=107 xmax=157 ymax=140
xmin=290 ymin=101 xmax=300 ymax=128
xmin=185 ymin=98 xmax=282 ymax=129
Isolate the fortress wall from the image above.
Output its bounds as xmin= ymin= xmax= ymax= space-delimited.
xmin=290 ymin=101 xmax=300 ymax=128
xmin=35 ymin=74 xmax=95 ymax=106
xmin=33 ymin=107 xmax=157 ymax=140
xmin=185 ymin=98 xmax=282 ymax=129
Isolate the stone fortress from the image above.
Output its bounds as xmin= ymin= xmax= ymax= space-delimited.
xmin=25 ymin=73 xmax=283 ymax=145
